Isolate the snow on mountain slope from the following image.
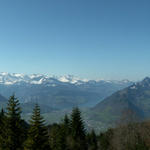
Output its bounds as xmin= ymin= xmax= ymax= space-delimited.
xmin=0 ymin=72 xmax=132 ymax=86
xmin=0 ymin=72 xmax=88 ymax=85
xmin=0 ymin=72 xmax=133 ymax=109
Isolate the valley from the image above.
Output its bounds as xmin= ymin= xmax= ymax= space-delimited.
xmin=1 ymin=72 xmax=150 ymax=131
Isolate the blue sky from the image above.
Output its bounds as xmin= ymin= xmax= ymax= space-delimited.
xmin=0 ymin=0 xmax=150 ymax=80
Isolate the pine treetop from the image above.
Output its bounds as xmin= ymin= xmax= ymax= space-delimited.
xmin=70 ymin=107 xmax=86 ymax=139
xmin=6 ymin=95 xmax=21 ymax=119
xmin=29 ymin=103 xmax=45 ymax=127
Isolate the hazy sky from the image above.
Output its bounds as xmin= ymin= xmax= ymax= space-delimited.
xmin=0 ymin=0 xmax=150 ymax=80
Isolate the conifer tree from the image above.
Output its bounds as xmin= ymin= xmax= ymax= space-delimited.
xmin=5 ymin=95 xmax=25 ymax=150
xmin=99 ymin=129 xmax=113 ymax=150
xmin=63 ymin=114 xmax=71 ymax=135
xmin=63 ymin=114 xmax=70 ymax=126
xmin=49 ymin=123 xmax=67 ymax=150
xmin=87 ymin=130 xmax=98 ymax=150
xmin=0 ymin=108 xmax=5 ymax=131
xmin=0 ymin=108 xmax=7 ymax=150
xmin=69 ymin=107 xmax=87 ymax=150
xmin=24 ymin=104 xmax=50 ymax=150
xmin=59 ymin=114 xmax=71 ymax=150
xmin=49 ymin=115 xmax=71 ymax=150
xmin=58 ymin=125 xmax=68 ymax=150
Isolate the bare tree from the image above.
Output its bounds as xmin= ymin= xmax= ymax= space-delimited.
xmin=111 ymin=108 xmax=149 ymax=150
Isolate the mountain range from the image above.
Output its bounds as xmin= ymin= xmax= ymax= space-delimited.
xmin=0 ymin=72 xmax=132 ymax=111
xmin=89 ymin=77 xmax=150 ymax=130
xmin=1 ymin=72 xmax=150 ymax=131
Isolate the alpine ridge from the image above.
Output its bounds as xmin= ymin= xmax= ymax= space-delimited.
xmin=0 ymin=72 xmax=132 ymax=110
xmin=90 ymin=77 xmax=150 ymax=129
xmin=0 ymin=72 xmax=131 ymax=85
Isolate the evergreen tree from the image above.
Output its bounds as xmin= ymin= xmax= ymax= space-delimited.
xmin=63 ymin=114 xmax=69 ymax=126
xmin=49 ymin=123 xmax=67 ymax=150
xmin=5 ymin=95 xmax=25 ymax=150
xmin=49 ymin=115 xmax=70 ymax=150
xmin=59 ymin=114 xmax=71 ymax=150
xmin=87 ymin=130 xmax=98 ymax=150
xmin=69 ymin=107 xmax=87 ymax=150
xmin=62 ymin=114 xmax=71 ymax=136
xmin=0 ymin=108 xmax=5 ymax=131
xmin=24 ymin=104 xmax=50 ymax=150
xmin=0 ymin=108 xmax=7 ymax=150
xmin=58 ymin=125 xmax=68 ymax=150
xmin=99 ymin=129 xmax=113 ymax=150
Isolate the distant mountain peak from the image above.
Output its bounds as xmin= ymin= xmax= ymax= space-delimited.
xmin=0 ymin=72 xmax=133 ymax=110
xmin=134 ymin=77 xmax=150 ymax=88
xmin=0 ymin=72 xmax=89 ymax=85
xmin=0 ymin=72 xmax=133 ymax=86
xmin=142 ymin=77 xmax=150 ymax=83
xmin=92 ymin=76 xmax=150 ymax=126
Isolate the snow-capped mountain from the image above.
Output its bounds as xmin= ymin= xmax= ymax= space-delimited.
xmin=0 ymin=72 xmax=88 ymax=85
xmin=0 ymin=72 xmax=133 ymax=110
xmin=0 ymin=72 xmax=132 ymax=86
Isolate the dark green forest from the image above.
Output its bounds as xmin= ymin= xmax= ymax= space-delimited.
xmin=0 ymin=95 xmax=150 ymax=150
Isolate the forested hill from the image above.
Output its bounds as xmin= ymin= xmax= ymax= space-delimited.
xmin=90 ymin=77 xmax=150 ymax=127
xmin=0 ymin=94 xmax=150 ymax=150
